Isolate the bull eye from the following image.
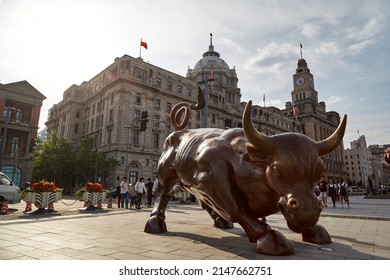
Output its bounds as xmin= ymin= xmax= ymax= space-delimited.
xmin=273 ymin=166 xmax=282 ymax=177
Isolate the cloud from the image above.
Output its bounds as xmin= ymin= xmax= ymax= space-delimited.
xmin=346 ymin=39 xmax=375 ymax=55
xmin=301 ymin=23 xmax=321 ymax=38
xmin=327 ymin=95 xmax=344 ymax=105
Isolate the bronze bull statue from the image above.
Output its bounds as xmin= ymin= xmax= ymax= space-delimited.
xmin=145 ymin=100 xmax=347 ymax=256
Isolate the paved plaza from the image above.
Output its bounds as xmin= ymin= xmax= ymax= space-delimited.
xmin=0 ymin=195 xmax=389 ymax=260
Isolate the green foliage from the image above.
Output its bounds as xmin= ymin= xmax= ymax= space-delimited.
xmin=33 ymin=133 xmax=119 ymax=192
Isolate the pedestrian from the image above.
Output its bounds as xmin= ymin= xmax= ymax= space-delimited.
xmin=339 ymin=178 xmax=350 ymax=208
xmin=146 ymin=177 xmax=154 ymax=207
xmin=317 ymin=175 xmax=328 ymax=207
xmin=129 ymin=182 xmax=137 ymax=209
xmin=328 ymin=178 xmax=338 ymax=207
xmin=134 ymin=177 xmax=147 ymax=209
xmin=152 ymin=178 xmax=159 ymax=195
xmin=115 ymin=185 xmax=121 ymax=208
xmin=119 ymin=176 xmax=130 ymax=209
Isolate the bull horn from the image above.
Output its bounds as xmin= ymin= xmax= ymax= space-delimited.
xmin=317 ymin=114 xmax=347 ymax=156
xmin=243 ymin=100 xmax=274 ymax=152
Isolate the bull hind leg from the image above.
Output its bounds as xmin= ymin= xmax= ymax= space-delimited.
xmin=200 ymin=201 xmax=233 ymax=229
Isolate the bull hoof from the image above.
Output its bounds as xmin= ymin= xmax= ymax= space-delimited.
xmin=144 ymin=216 xmax=167 ymax=234
xmin=302 ymin=224 xmax=332 ymax=244
xmin=256 ymin=230 xmax=294 ymax=256
xmin=214 ymin=217 xmax=234 ymax=229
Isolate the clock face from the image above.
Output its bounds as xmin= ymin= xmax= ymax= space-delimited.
xmin=295 ymin=77 xmax=305 ymax=86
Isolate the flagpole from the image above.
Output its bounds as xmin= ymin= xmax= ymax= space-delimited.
xmin=299 ymin=42 xmax=303 ymax=59
xmin=139 ymin=38 xmax=142 ymax=58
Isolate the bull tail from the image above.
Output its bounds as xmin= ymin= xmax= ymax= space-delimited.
xmin=170 ymin=87 xmax=205 ymax=131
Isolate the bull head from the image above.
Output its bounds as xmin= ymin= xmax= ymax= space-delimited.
xmin=242 ymin=100 xmax=347 ymax=232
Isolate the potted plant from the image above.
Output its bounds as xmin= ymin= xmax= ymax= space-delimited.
xmin=21 ymin=180 xmax=63 ymax=212
xmin=75 ymin=182 xmax=106 ymax=209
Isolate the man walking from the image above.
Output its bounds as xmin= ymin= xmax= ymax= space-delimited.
xmin=134 ymin=177 xmax=147 ymax=209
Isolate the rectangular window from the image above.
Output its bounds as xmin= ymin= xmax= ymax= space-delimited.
xmin=177 ymin=85 xmax=182 ymax=93
xmin=136 ymin=93 xmax=142 ymax=104
xmin=187 ymin=88 xmax=192 ymax=97
xmin=154 ymin=115 xmax=160 ymax=127
xmin=155 ymin=99 xmax=161 ymax=110
xmin=108 ymin=129 xmax=112 ymax=144
xmin=211 ymin=114 xmax=216 ymax=124
xmin=166 ymin=102 xmax=172 ymax=113
xmin=156 ymin=78 xmax=161 ymax=87
xmin=134 ymin=110 xmax=140 ymax=120
xmin=74 ymin=124 xmax=79 ymax=134
xmin=167 ymin=81 xmax=172 ymax=90
xmin=153 ymin=133 xmax=159 ymax=148
xmin=133 ymin=130 xmax=139 ymax=145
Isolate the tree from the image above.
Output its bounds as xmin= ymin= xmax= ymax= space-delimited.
xmin=33 ymin=132 xmax=75 ymax=191
xmin=33 ymin=133 xmax=119 ymax=193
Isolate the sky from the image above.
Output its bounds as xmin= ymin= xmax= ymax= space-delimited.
xmin=0 ymin=0 xmax=389 ymax=148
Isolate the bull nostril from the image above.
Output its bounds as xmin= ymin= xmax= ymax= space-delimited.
xmin=287 ymin=197 xmax=300 ymax=210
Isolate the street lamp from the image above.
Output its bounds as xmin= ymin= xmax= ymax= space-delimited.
xmin=197 ymin=73 xmax=215 ymax=128
xmin=0 ymin=106 xmax=16 ymax=170
xmin=124 ymin=125 xmax=133 ymax=177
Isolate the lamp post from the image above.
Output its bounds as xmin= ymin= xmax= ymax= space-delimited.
xmin=0 ymin=106 xmax=15 ymax=170
xmin=198 ymin=74 xmax=215 ymax=128
xmin=124 ymin=125 xmax=132 ymax=177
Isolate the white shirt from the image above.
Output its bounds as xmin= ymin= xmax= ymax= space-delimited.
xmin=135 ymin=181 xmax=147 ymax=193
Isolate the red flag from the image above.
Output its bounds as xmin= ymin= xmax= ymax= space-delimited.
xmin=141 ymin=40 xmax=148 ymax=49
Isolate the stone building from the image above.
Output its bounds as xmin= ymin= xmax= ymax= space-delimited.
xmin=45 ymin=37 xmax=343 ymax=188
xmin=368 ymin=143 xmax=390 ymax=187
xmin=0 ymin=81 xmax=46 ymax=187
xmin=344 ymin=135 xmax=373 ymax=187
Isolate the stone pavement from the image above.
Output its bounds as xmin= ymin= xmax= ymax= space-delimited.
xmin=0 ymin=195 xmax=389 ymax=260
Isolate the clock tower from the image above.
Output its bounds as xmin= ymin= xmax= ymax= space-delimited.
xmin=287 ymin=57 xmax=347 ymax=182
xmin=291 ymin=58 xmax=318 ymax=112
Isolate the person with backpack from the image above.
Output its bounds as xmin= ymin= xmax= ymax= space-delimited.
xmin=328 ymin=177 xmax=338 ymax=208
xmin=338 ymin=178 xmax=350 ymax=208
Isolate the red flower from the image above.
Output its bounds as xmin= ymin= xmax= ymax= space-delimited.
xmin=30 ymin=180 xmax=59 ymax=192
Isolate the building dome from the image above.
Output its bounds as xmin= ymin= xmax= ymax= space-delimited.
xmin=191 ymin=34 xmax=230 ymax=75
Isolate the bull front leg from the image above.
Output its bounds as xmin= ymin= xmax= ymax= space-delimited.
xmin=144 ymin=190 xmax=170 ymax=233
xmin=234 ymin=214 xmax=294 ymax=256
xmin=301 ymin=224 xmax=332 ymax=244
xmin=144 ymin=172 xmax=177 ymax=234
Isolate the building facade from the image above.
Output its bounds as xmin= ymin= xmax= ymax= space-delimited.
xmin=344 ymin=135 xmax=373 ymax=187
xmin=368 ymin=144 xmax=390 ymax=187
xmin=0 ymin=81 xmax=46 ymax=187
xmin=46 ymin=38 xmax=344 ymax=188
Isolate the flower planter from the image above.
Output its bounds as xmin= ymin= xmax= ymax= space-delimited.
xmin=79 ymin=191 xmax=106 ymax=206
xmin=24 ymin=191 xmax=62 ymax=210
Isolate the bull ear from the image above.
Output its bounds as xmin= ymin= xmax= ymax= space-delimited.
xmin=317 ymin=114 xmax=347 ymax=156
xmin=246 ymin=143 xmax=269 ymax=163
